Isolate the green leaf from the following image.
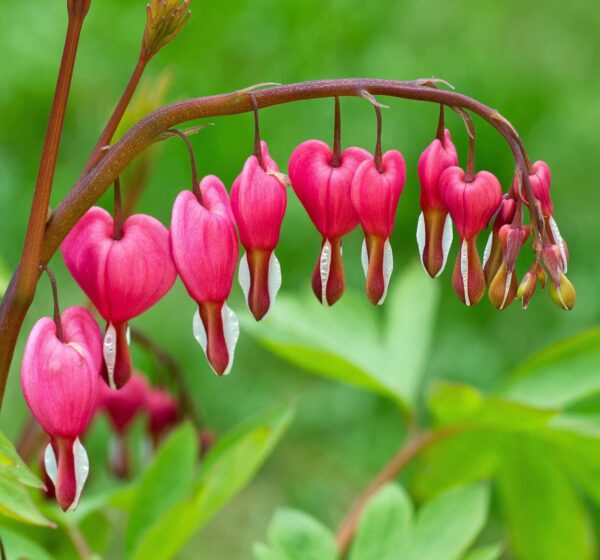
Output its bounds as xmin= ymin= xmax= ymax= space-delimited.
xmin=0 ymin=525 xmax=56 ymax=560
xmin=126 ymin=422 xmax=198 ymax=558
xmin=407 ymin=483 xmax=489 ymax=560
xmin=350 ymin=483 xmax=413 ymax=560
xmin=0 ymin=474 xmax=54 ymax=527
xmin=497 ymin=437 xmax=594 ymax=560
xmin=246 ymin=261 xmax=439 ymax=412
xmin=382 ymin=260 xmax=440 ymax=406
xmin=502 ymin=327 xmax=600 ymax=408
xmin=461 ymin=543 xmax=503 ymax=560
xmin=257 ymin=508 xmax=338 ymax=560
xmin=0 ymin=430 xmax=43 ymax=489
xmin=0 ymin=257 xmax=9 ymax=298
xmin=130 ymin=402 xmax=295 ymax=560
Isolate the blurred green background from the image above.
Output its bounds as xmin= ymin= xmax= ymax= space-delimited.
xmin=0 ymin=0 xmax=599 ymax=558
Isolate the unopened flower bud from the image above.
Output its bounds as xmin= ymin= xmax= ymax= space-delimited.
xmin=488 ymin=262 xmax=518 ymax=310
xmin=549 ymin=272 xmax=576 ymax=311
xmin=498 ymin=223 xmax=530 ymax=274
xmin=541 ymin=244 xmax=564 ymax=287
xmin=517 ymin=266 xmax=539 ymax=309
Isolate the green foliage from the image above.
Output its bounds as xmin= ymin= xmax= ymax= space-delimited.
xmin=0 ymin=526 xmax=56 ymax=560
xmin=246 ymin=261 xmax=439 ymax=413
xmin=254 ymin=509 xmax=337 ymax=560
xmin=0 ymin=430 xmax=52 ymax=527
xmin=128 ymin=401 xmax=295 ymax=560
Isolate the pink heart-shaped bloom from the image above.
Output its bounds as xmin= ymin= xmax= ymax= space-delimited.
xmin=513 ymin=160 xmax=553 ymax=217
xmin=418 ymin=129 xmax=458 ymax=211
xmin=21 ymin=306 xmax=102 ymax=511
xmin=439 ymin=167 xmax=502 ymax=240
xmin=289 ymin=140 xmax=370 ymax=238
xmin=61 ymin=207 xmax=176 ymax=324
xmin=231 ymin=141 xmax=287 ymax=320
xmin=288 ymin=139 xmax=371 ymax=306
xmin=351 ymin=150 xmax=406 ymax=305
xmin=171 ymin=176 xmax=240 ymax=376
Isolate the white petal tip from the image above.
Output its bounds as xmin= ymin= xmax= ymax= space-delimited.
xmin=319 ymin=240 xmax=332 ymax=306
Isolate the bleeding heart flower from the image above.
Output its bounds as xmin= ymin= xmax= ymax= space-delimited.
xmin=351 ymin=150 xmax=406 ymax=305
xmin=416 ymin=129 xmax=458 ymax=278
xmin=513 ymin=161 xmax=568 ymax=272
xmin=482 ymin=196 xmax=517 ymax=285
xmin=61 ymin=207 xmax=176 ymax=389
xmin=288 ymin=140 xmax=370 ymax=306
xmin=170 ymin=176 xmax=240 ymax=376
xmin=21 ymin=306 xmax=102 ymax=511
xmin=439 ymin=167 xmax=503 ymax=306
xmin=231 ymin=141 xmax=287 ymax=320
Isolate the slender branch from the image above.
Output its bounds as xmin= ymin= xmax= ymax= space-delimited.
xmin=436 ymin=103 xmax=445 ymax=143
xmin=65 ymin=523 xmax=93 ymax=559
xmin=40 ymin=265 xmax=64 ymax=342
xmin=165 ymin=129 xmax=201 ymax=199
xmin=129 ymin=326 xmax=203 ymax=430
xmin=0 ymin=78 xmax=544 ymax=405
xmin=336 ymin=426 xmax=460 ymax=555
xmin=12 ymin=0 xmax=88 ymax=336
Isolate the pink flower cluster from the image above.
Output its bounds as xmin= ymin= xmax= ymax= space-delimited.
xmin=20 ymin=124 xmax=572 ymax=511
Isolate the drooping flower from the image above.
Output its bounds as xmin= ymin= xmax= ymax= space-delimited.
xmin=61 ymin=208 xmax=177 ymax=389
xmin=231 ymin=141 xmax=287 ymax=320
xmin=21 ymin=307 xmax=102 ymax=511
xmin=541 ymin=243 xmax=576 ymax=311
xmin=288 ymin=140 xmax=370 ymax=306
xmin=517 ymin=262 xmax=545 ymax=309
xmin=416 ymin=128 xmax=458 ymax=278
xmin=439 ymin=167 xmax=503 ymax=305
xmin=351 ymin=150 xmax=406 ymax=305
xmin=513 ymin=161 xmax=568 ymax=271
xmin=170 ymin=176 xmax=240 ymax=375
xmin=482 ymin=196 xmax=517 ymax=284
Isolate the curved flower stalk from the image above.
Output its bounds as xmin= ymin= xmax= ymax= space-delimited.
xmin=170 ymin=176 xmax=239 ymax=376
xmin=231 ymin=141 xmax=287 ymax=320
xmin=61 ymin=207 xmax=177 ymax=389
xmin=21 ymin=306 xmax=102 ymax=511
xmin=439 ymin=167 xmax=503 ymax=306
xmin=417 ymin=126 xmax=458 ymax=278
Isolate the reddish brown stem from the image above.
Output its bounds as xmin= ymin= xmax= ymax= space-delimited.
xmin=250 ymin=93 xmax=265 ymax=169
xmin=40 ymin=265 xmax=64 ymax=342
xmin=331 ymin=96 xmax=342 ymax=167
xmin=373 ymin=104 xmax=384 ymax=173
xmin=436 ymin=103 xmax=445 ymax=143
xmin=113 ymin=177 xmax=124 ymax=240
xmin=167 ymin=129 xmax=201 ymax=200
xmin=12 ymin=0 xmax=88 ymax=342
xmin=336 ymin=427 xmax=460 ymax=555
xmin=0 ymin=79 xmax=544 ymax=405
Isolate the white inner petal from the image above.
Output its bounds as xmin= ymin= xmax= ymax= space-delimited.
xmin=500 ymin=270 xmax=513 ymax=310
xmin=44 ymin=443 xmax=58 ymax=488
xmin=416 ymin=212 xmax=426 ymax=271
xmin=237 ymin=252 xmax=251 ymax=303
xmin=319 ymin=240 xmax=332 ymax=306
xmin=69 ymin=437 xmax=89 ymax=512
xmin=221 ymin=303 xmax=240 ymax=375
xmin=192 ymin=309 xmax=207 ymax=353
xmin=377 ymin=239 xmax=394 ymax=305
xmin=360 ymin=238 xmax=368 ymax=278
xmin=482 ymin=231 xmax=493 ymax=269
xmin=103 ymin=323 xmax=117 ymax=390
xmin=549 ymin=216 xmax=568 ymax=273
xmin=266 ymin=252 xmax=282 ymax=317
xmin=192 ymin=305 xmax=240 ymax=376
xmin=439 ymin=215 xmax=454 ymax=277
xmin=460 ymin=239 xmax=471 ymax=306
xmin=126 ymin=326 xmax=131 ymax=347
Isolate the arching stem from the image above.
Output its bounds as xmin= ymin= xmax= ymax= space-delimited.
xmin=166 ymin=129 xmax=201 ymax=201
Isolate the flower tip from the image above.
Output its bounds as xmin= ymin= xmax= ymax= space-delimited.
xmin=549 ymin=273 xmax=576 ymax=311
